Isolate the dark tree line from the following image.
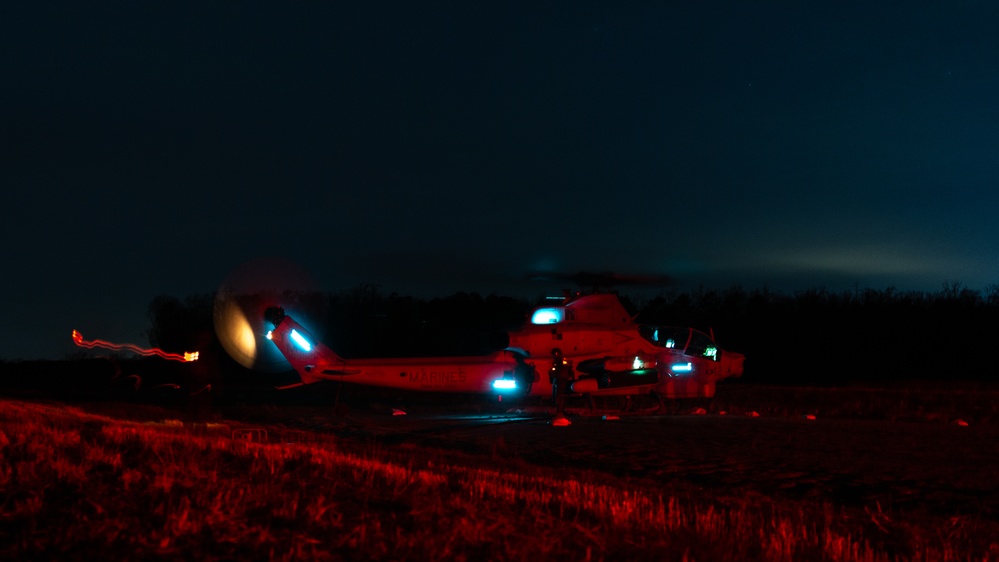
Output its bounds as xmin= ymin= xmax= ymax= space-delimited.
xmin=634 ymin=283 xmax=999 ymax=384
xmin=321 ymin=284 xmax=529 ymax=358
xmin=146 ymin=283 xmax=999 ymax=386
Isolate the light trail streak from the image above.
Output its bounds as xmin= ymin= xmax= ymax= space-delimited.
xmin=72 ymin=330 xmax=199 ymax=362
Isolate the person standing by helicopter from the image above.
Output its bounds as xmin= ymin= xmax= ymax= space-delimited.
xmin=550 ymin=348 xmax=572 ymax=426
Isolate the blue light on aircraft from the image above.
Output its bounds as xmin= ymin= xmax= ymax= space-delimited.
xmin=290 ymin=329 xmax=312 ymax=352
xmin=671 ymin=362 xmax=693 ymax=373
xmin=492 ymin=379 xmax=517 ymax=391
xmin=531 ymin=307 xmax=564 ymax=324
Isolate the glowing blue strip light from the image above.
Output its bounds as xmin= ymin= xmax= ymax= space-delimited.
xmin=492 ymin=379 xmax=517 ymax=390
xmin=531 ymin=307 xmax=564 ymax=325
xmin=290 ymin=329 xmax=312 ymax=352
xmin=672 ymin=362 xmax=693 ymax=373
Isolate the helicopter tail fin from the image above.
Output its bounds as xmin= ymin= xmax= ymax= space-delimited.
xmin=265 ymin=308 xmax=356 ymax=386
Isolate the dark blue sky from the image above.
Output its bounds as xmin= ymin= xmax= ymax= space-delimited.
xmin=3 ymin=2 xmax=998 ymax=360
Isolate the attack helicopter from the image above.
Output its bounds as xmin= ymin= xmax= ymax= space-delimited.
xmin=226 ymin=269 xmax=745 ymax=407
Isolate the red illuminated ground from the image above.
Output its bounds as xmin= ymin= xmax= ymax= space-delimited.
xmin=220 ymin=385 xmax=999 ymax=525
xmin=4 ymin=380 xmax=998 ymax=560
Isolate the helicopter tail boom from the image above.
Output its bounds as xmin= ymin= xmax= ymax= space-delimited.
xmin=266 ymin=309 xmax=538 ymax=395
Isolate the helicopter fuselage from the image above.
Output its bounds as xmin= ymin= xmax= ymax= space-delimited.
xmin=264 ymin=293 xmax=743 ymax=402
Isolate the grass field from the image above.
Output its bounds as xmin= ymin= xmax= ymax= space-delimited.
xmin=2 ymin=388 xmax=997 ymax=561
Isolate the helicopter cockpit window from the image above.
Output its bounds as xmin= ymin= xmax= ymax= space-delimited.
xmin=687 ymin=331 xmax=719 ymax=361
xmin=639 ymin=326 xmax=690 ymax=350
xmin=531 ymin=307 xmax=565 ymax=325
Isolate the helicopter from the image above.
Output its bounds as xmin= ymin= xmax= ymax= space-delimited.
xmin=255 ymin=287 xmax=744 ymax=407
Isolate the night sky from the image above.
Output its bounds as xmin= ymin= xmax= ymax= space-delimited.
xmin=4 ymin=3 xmax=998 ymax=360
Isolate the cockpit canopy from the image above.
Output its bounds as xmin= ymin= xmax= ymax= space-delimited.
xmin=639 ymin=325 xmax=719 ymax=360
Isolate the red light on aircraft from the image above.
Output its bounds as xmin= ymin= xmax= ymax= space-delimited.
xmin=71 ymin=330 xmax=198 ymax=362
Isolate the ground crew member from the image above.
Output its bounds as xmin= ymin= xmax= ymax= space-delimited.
xmin=550 ymin=347 xmax=572 ymax=426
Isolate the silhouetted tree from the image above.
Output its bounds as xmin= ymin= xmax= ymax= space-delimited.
xmin=146 ymin=294 xmax=215 ymax=353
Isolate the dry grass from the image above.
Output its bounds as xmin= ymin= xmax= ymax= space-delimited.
xmin=708 ymin=382 xmax=999 ymax=425
xmin=1 ymin=398 xmax=996 ymax=561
